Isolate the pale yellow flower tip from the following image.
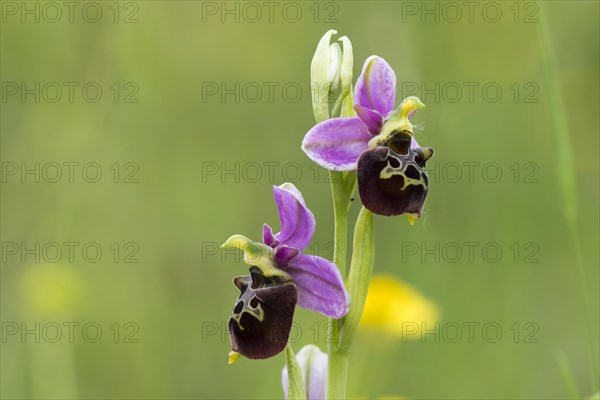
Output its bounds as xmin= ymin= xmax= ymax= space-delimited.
xmin=220 ymin=234 xmax=251 ymax=251
xmin=360 ymin=274 xmax=439 ymax=339
xmin=228 ymin=351 xmax=241 ymax=365
xmin=400 ymin=96 xmax=426 ymax=116
xmin=220 ymin=235 xmax=284 ymax=277
xmin=396 ymin=96 xmax=426 ymax=133
xmin=406 ymin=213 xmax=418 ymax=226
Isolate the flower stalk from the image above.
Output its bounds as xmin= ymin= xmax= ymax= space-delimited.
xmin=326 ymin=169 xmax=351 ymax=400
xmin=308 ymin=30 xmax=358 ymax=400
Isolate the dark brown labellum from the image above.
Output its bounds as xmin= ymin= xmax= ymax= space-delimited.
xmin=228 ymin=267 xmax=298 ymax=359
xmin=357 ymin=132 xmax=434 ymax=216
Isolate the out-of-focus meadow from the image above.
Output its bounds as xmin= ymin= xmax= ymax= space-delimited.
xmin=1 ymin=1 xmax=598 ymax=399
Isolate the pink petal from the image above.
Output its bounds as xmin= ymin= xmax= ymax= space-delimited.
xmin=272 ymin=184 xmax=316 ymax=251
xmin=282 ymin=254 xmax=349 ymax=319
xmin=302 ymin=117 xmax=371 ymax=171
xmin=354 ymin=56 xmax=396 ymax=118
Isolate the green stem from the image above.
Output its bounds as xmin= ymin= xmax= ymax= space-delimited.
xmin=326 ymin=170 xmax=350 ymax=400
xmin=329 ymin=171 xmax=349 ymax=275
xmin=326 ymin=336 xmax=349 ymax=400
xmin=312 ymin=29 xmax=357 ymax=400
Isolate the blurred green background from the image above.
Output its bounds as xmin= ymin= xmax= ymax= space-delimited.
xmin=1 ymin=1 xmax=598 ymax=399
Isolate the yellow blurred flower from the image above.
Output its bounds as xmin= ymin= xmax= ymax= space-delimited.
xmin=19 ymin=263 xmax=84 ymax=317
xmin=359 ymin=274 xmax=439 ymax=339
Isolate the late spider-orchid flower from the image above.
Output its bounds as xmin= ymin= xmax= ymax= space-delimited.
xmin=222 ymin=183 xmax=349 ymax=362
xmin=302 ymin=56 xmax=435 ymax=221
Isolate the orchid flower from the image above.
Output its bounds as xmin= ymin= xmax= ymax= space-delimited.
xmin=302 ymin=56 xmax=435 ymax=220
xmin=222 ymin=183 xmax=349 ymax=361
